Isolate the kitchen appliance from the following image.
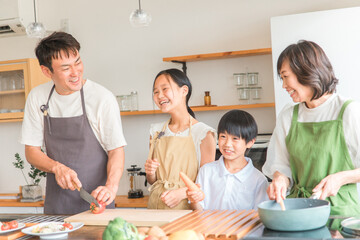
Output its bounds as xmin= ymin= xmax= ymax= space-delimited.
xmin=126 ymin=165 xmax=146 ymax=199
xmin=258 ymin=199 xmax=331 ymax=231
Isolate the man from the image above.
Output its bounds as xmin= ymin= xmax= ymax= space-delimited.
xmin=20 ymin=32 xmax=126 ymax=214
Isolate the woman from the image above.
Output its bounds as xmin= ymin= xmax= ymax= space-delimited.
xmin=262 ymin=40 xmax=360 ymax=224
xmin=145 ymin=69 xmax=216 ymax=209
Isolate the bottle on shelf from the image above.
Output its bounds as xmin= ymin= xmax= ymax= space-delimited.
xmin=130 ymin=91 xmax=138 ymax=111
xmin=204 ymin=91 xmax=211 ymax=106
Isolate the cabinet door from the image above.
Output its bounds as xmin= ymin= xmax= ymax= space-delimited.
xmin=0 ymin=63 xmax=27 ymax=121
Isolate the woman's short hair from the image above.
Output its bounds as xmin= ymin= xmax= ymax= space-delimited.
xmin=217 ymin=110 xmax=257 ymax=143
xmin=277 ymin=40 xmax=338 ymax=100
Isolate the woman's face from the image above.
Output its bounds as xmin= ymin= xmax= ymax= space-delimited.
xmin=280 ymin=60 xmax=314 ymax=103
xmin=153 ymin=74 xmax=187 ymax=113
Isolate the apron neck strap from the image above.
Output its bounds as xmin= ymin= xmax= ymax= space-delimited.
xmin=291 ymin=104 xmax=300 ymax=123
xmin=337 ymin=100 xmax=352 ymax=120
xmin=40 ymin=84 xmax=86 ymax=115
xmin=163 ymin=115 xmax=193 ymax=135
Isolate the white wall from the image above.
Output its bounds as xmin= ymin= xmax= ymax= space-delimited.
xmin=271 ymin=6 xmax=360 ymax=116
xmin=0 ymin=0 xmax=359 ymax=196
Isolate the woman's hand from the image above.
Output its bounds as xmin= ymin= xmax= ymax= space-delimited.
xmin=161 ymin=187 xmax=187 ymax=208
xmin=313 ymin=172 xmax=346 ymax=200
xmin=267 ymin=171 xmax=290 ymax=203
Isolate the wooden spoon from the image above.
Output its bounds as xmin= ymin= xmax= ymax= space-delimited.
xmin=279 ymin=198 xmax=286 ymax=211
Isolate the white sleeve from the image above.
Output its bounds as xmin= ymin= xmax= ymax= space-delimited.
xmin=97 ymin=94 xmax=127 ymax=151
xmin=253 ymin=177 xmax=269 ymax=210
xmin=195 ymin=166 xmax=206 ymax=209
xmin=343 ymin=101 xmax=360 ymax=168
xmin=19 ymin=90 xmax=44 ymax=147
xmin=262 ymin=104 xmax=293 ymax=181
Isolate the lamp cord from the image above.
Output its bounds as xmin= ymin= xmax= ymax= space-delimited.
xmin=138 ymin=0 xmax=141 ymax=11
xmin=33 ymin=0 xmax=37 ymax=23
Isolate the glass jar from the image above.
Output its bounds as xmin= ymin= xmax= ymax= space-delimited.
xmin=233 ymin=73 xmax=247 ymax=86
xmin=251 ymin=87 xmax=262 ymax=99
xmin=116 ymin=95 xmax=131 ymax=111
xmin=247 ymin=72 xmax=259 ymax=85
xmin=130 ymin=91 xmax=138 ymax=111
xmin=238 ymin=87 xmax=250 ymax=100
xmin=204 ymin=91 xmax=211 ymax=106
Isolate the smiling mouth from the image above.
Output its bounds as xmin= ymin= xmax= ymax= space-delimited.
xmin=288 ymin=90 xmax=295 ymax=96
xmin=159 ymin=100 xmax=169 ymax=105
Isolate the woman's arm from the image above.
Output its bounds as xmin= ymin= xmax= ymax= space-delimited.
xmin=200 ymin=131 xmax=216 ymax=167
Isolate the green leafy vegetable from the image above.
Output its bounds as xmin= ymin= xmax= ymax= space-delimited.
xmin=102 ymin=217 xmax=144 ymax=240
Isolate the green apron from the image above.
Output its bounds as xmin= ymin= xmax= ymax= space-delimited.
xmin=285 ymin=100 xmax=360 ymax=229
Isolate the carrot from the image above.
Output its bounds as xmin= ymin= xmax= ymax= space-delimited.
xmin=179 ymin=172 xmax=201 ymax=192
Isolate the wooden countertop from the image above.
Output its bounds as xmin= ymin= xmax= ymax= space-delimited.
xmin=0 ymin=195 xmax=148 ymax=208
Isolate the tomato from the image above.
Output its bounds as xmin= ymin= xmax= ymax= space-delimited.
xmin=1 ymin=222 xmax=10 ymax=231
xmin=90 ymin=201 xmax=106 ymax=214
xmin=8 ymin=221 xmax=18 ymax=229
xmin=62 ymin=222 xmax=73 ymax=230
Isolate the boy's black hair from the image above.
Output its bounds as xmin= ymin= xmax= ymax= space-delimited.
xmin=217 ymin=110 xmax=258 ymax=143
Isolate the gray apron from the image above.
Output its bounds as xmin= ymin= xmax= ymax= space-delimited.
xmin=42 ymin=85 xmax=115 ymax=214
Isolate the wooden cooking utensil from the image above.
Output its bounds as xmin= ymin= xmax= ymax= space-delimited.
xmin=279 ymin=199 xmax=286 ymax=211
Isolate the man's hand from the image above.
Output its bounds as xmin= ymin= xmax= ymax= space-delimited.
xmin=91 ymin=185 xmax=117 ymax=205
xmin=52 ymin=162 xmax=80 ymax=191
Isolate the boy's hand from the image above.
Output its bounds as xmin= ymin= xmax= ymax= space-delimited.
xmin=187 ymin=184 xmax=205 ymax=203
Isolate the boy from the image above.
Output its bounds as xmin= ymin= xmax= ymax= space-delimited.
xmin=187 ymin=110 xmax=269 ymax=210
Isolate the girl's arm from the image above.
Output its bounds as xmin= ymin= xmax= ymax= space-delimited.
xmin=200 ymin=131 xmax=216 ymax=167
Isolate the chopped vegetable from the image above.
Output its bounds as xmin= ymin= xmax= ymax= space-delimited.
xmin=1 ymin=222 xmax=10 ymax=231
xmin=102 ymin=217 xmax=144 ymax=240
xmin=31 ymin=222 xmax=73 ymax=233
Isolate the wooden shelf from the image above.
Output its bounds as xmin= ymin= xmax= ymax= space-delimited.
xmin=120 ymin=103 xmax=275 ymax=116
xmin=163 ymin=48 xmax=272 ymax=62
xmin=0 ymin=89 xmax=25 ymax=95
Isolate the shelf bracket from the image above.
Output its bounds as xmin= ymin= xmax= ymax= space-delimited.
xmin=171 ymin=61 xmax=187 ymax=75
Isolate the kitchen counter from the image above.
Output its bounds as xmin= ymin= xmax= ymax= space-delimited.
xmin=0 ymin=195 xmax=148 ymax=208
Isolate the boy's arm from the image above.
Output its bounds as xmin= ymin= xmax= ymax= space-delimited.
xmin=190 ymin=201 xmax=203 ymax=211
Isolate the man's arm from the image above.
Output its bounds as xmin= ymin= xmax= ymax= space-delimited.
xmin=25 ymin=145 xmax=81 ymax=190
xmin=91 ymin=146 xmax=124 ymax=205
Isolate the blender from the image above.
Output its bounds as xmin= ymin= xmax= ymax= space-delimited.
xmin=126 ymin=165 xmax=147 ymax=198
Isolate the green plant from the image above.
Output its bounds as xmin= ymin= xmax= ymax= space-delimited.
xmin=13 ymin=153 xmax=47 ymax=185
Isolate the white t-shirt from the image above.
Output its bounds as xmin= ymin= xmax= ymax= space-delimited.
xmin=263 ymin=94 xmax=360 ymax=183
xmin=20 ymin=80 xmax=127 ymax=152
xmin=197 ymin=156 xmax=269 ymax=210
xmin=150 ymin=121 xmax=216 ymax=165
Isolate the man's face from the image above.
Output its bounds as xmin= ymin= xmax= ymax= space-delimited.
xmin=42 ymin=50 xmax=84 ymax=95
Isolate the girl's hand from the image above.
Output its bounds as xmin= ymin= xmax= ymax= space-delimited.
xmin=313 ymin=172 xmax=344 ymax=200
xmin=267 ymin=171 xmax=290 ymax=203
xmin=145 ymin=158 xmax=160 ymax=176
xmin=161 ymin=188 xmax=187 ymax=208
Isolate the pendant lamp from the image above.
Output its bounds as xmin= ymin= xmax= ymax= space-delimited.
xmin=129 ymin=0 xmax=152 ymax=27
xmin=26 ymin=0 xmax=46 ymax=38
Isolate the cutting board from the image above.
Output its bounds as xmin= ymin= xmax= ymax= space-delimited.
xmin=64 ymin=209 xmax=192 ymax=226
xmin=161 ymin=209 xmax=262 ymax=240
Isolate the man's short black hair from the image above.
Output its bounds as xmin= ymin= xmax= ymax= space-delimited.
xmin=217 ymin=110 xmax=258 ymax=143
xmin=35 ymin=31 xmax=80 ymax=72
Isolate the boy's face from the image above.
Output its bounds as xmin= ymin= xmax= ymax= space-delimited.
xmin=218 ymin=131 xmax=255 ymax=161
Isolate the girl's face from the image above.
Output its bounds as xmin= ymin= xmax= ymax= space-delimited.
xmin=218 ymin=131 xmax=254 ymax=162
xmin=153 ymin=74 xmax=187 ymax=113
xmin=280 ymin=60 xmax=314 ymax=104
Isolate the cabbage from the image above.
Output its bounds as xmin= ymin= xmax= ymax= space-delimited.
xmin=102 ymin=217 xmax=145 ymax=240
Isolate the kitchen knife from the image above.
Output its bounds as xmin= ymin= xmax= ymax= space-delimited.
xmin=72 ymin=181 xmax=99 ymax=207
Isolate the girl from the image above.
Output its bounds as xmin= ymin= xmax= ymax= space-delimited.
xmin=145 ymin=68 xmax=216 ymax=209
